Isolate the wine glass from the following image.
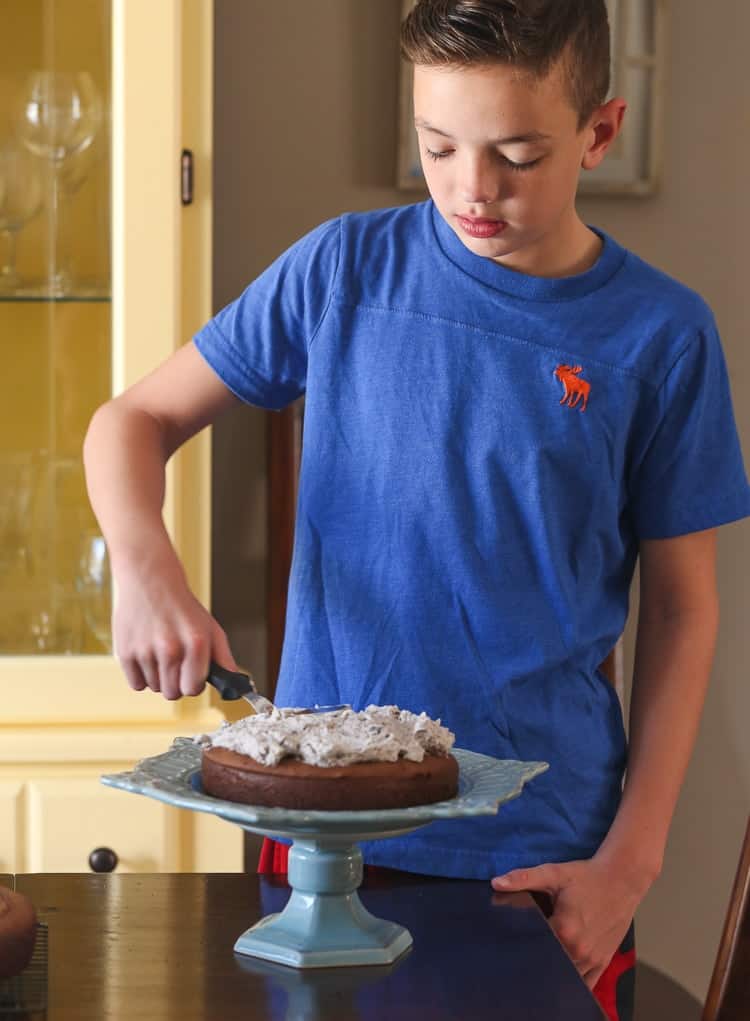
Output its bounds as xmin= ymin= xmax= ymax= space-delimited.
xmin=75 ymin=531 xmax=112 ymax=651
xmin=0 ymin=583 xmax=83 ymax=655
xmin=59 ymin=133 xmax=100 ymax=197
xmin=0 ymin=451 xmax=44 ymax=578
xmin=0 ymin=142 xmax=44 ymax=292
xmin=17 ymin=70 xmax=103 ymax=297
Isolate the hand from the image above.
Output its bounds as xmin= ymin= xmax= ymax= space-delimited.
xmin=112 ymin=550 xmax=238 ymax=700
xmin=491 ymin=854 xmax=652 ymax=989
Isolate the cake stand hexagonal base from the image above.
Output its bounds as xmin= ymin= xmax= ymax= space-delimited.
xmin=234 ymin=900 xmax=412 ymax=968
xmin=234 ymin=840 xmax=413 ymax=968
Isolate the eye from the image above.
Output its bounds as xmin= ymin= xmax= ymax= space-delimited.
xmin=424 ymin=148 xmax=544 ymax=170
xmin=500 ymin=154 xmax=543 ymax=172
xmin=425 ymin=147 xmax=453 ymax=161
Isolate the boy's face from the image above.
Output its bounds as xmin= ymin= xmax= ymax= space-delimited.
xmin=413 ymin=61 xmax=622 ymax=276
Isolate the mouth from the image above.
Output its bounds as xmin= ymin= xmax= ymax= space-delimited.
xmin=456 ymin=215 xmax=507 ymax=239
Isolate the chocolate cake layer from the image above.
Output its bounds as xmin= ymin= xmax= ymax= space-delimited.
xmin=201 ymin=747 xmax=459 ymax=810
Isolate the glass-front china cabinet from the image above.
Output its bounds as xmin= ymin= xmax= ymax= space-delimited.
xmin=0 ymin=0 xmax=241 ymax=873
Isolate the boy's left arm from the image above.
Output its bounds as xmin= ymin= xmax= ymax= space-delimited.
xmin=491 ymin=527 xmax=719 ymax=988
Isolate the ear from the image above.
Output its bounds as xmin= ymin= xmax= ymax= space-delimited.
xmin=581 ymin=97 xmax=627 ymax=171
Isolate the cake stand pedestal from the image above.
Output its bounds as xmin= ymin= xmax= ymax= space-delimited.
xmin=102 ymin=738 xmax=548 ymax=969
xmin=237 ymin=838 xmax=413 ymax=966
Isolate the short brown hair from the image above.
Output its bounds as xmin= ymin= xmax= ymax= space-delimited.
xmin=400 ymin=0 xmax=611 ymax=128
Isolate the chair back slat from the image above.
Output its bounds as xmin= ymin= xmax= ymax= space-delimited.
xmin=702 ymin=817 xmax=750 ymax=1021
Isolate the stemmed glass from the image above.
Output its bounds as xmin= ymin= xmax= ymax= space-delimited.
xmin=0 ymin=142 xmax=44 ymax=293
xmin=17 ymin=70 xmax=103 ymax=297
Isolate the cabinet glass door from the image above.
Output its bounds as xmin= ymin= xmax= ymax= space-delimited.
xmin=0 ymin=0 xmax=112 ymax=654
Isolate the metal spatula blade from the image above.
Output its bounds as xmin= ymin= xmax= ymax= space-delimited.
xmin=205 ymin=661 xmax=350 ymax=715
xmin=205 ymin=661 xmax=275 ymax=713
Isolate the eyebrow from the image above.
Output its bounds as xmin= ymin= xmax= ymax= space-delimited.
xmin=414 ymin=118 xmax=552 ymax=145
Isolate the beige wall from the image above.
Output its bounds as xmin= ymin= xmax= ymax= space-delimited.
xmin=211 ymin=0 xmax=407 ymax=687
xmin=212 ymin=0 xmax=749 ymax=1001
xmin=590 ymin=1 xmax=750 ymax=1003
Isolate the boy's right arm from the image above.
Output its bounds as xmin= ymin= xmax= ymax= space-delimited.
xmin=83 ymin=341 xmax=242 ymax=699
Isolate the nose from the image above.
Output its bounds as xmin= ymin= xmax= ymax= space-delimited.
xmin=458 ymin=151 xmax=501 ymax=206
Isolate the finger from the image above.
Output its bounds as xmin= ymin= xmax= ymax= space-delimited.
xmin=159 ymin=657 xmax=183 ymax=700
xmin=154 ymin=637 xmax=184 ymax=700
xmin=583 ymin=963 xmax=607 ymax=991
xmin=581 ymin=939 xmax=619 ymax=989
xmin=554 ymin=917 xmax=620 ymax=972
xmin=550 ymin=918 xmax=585 ymax=963
xmin=139 ymin=654 xmax=161 ymax=694
xmin=120 ymin=656 xmax=148 ymax=692
xmin=548 ymin=915 xmax=600 ymax=976
xmin=550 ymin=921 xmax=611 ymax=984
xmin=491 ymin=863 xmax=563 ymax=894
xmin=180 ymin=630 xmax=210 ymax=697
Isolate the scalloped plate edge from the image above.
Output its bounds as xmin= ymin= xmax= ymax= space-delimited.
xmin=101 ymin=742 xmax=549 ymax=828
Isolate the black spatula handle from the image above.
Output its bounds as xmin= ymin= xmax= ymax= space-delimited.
xmin=205 ymin=661 xmax=255 ymax=700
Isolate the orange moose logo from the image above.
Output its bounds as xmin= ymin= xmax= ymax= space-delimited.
xmin=554 ymin=364 xmax=590 ymax=412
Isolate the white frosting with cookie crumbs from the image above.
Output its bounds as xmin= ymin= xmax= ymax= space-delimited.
xmin=195 ymin=705 xmax=455 ymax=768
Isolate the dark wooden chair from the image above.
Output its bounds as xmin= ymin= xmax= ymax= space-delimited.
xmin=266 ymin=401 xmax=303 ymax=704
xmin=701 ymin=815 xmax=750 ymax=1020
xmin=635 ymin=817 xmax=750 ymax=1020
xmin=242 ymin=403 xmax=303 ymax=872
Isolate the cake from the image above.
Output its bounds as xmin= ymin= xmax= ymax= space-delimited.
xmin=0 ymin=885 xmax=37 ymax=979
xmin=197 ymin=705 xmax=459 ymax=810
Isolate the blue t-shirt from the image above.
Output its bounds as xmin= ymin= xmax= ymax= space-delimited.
xmin=194 ymin=200 xmax=750 ymax=879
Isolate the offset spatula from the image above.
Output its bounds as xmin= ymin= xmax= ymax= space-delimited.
xmin=205 ymin=661 xmax=350 ymax=715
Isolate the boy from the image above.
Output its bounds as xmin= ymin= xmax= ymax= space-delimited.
xmin=83 ymin=2 xmax=750 ymax=1018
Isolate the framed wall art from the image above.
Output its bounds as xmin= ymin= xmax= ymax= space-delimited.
xmin=397 ymin=0 xmax=668 ymax=197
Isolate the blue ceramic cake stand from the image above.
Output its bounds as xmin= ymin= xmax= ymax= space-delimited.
xmin=102 ymin=738 xmax=547 ymax=969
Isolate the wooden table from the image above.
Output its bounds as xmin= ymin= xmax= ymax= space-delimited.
xmin=1 ymin=872 xmax=606 ymax=1020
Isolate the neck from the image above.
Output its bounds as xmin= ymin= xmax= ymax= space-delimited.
xmin=493 ymin=216 xmax=603 ymax=279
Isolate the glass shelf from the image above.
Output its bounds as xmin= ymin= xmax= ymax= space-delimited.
xmin=0 ymin=289 xmax=111 ymax=303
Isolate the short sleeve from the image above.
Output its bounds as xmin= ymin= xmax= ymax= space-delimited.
xmin=628 ymin=320 xmax=750 ymax=539
xmin=193 ymin=216 xmax=341 ymax=410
